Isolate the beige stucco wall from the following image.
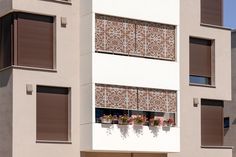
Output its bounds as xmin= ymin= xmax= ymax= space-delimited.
xmin=10 ymin=0 xmax=80 ymax=157
xmin=0 ymin=69 xmax=13 ymax=157
xmin=224 ymin=31 xmax=236 ymax=157
xmin=170 ymin=0 xmax=232 ymax=157
xmin=0 ymin=0 xmax=12 ymax=17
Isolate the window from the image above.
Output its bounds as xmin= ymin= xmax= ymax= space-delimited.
xmin=189 ymin=37 xmax=214 ymax=85
xmin=37 ymin=86 xmax=70 ymax=141
xmin=224 ymin=117 xmax=230 ymax=128
xmin=0 ymin=12 xmax=54 ymax=70
xmin=201 ymin=99 xmax=223 ymax=146
xmin=201 ymin=0 xmax=223 ymax=26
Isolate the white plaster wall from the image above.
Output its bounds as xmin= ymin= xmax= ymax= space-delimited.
xmin=93 ymin=53 xmax=179 ymax=91
xmin=80 ymin=0 xmax=181 ymax=153
xmin=93 ymin=0 xmax=179 ymax=25
xmin=92 ymin=124 xmax=180 ymax=152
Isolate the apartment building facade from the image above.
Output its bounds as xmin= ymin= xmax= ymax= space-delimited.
xmin=0 ymin=0 xmax=232 ymax=157
xmin=224 ymin=30 xmax=236 ymax=157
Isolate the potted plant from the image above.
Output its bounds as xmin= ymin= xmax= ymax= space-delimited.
xmin=132 ymin=115 xmax=147 ymax=126
xmin=118 ymin=114 xmax=131 ymax=125
xmin=149 ymin=118 xmax=161 ymax=127
xmin=100 ymin=114 xmax=113 ymax=124
xmin=163 ymin=118 xmax=175 ymax=127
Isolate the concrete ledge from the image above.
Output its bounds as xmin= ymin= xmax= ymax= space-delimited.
xmin=201 ymin=146 xmax=234 ymax=149
xmin=40 ymin=0 xmax=72 ymax=5
xmin=200 ymin=23 xmax=232 ymax=31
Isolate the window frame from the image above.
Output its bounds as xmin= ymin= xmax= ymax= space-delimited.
xmin=189 ymin=36 xmax=215 ymax=87
xmin=0 ymin=12 xmax=56 ymax=71
xmin=36 ymin=85 xmax=71 ymax=143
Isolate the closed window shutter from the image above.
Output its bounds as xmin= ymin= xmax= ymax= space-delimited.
xmin=37 ymin=86 xmax=69 ymax=141
xmin=201 ymin=99 xmax=223 ymax=146
xmin=17 ymin=13 xmax=53 ymax=69
xmin=190 ymin=38 xmax=212 ymax=78
xmin=201 ymin=0 xmax=223 ymax=26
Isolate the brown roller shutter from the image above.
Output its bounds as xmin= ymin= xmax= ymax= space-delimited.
xmin=201 ymin=99 xmax=223 ymax=146
xmin=37 ymin=86 xmax=69 ymax=141
xmin=190 ymin=38 xmax=212 ymax=77
xmin=201 ymin=0 xmax=223 ymax=26
xmin=17 ymin=13 xmax=53 ymax=69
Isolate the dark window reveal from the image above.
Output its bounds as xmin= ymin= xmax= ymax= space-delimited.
xmin=0 ymin=12 xmax=54 ymax=70
xmin=190 ymin=37 xmax=213 ymax=85
xmin=201 ymin=99 xmax=224 ymax=146
xmin=37 ymin=86 xmax=69 ymax=141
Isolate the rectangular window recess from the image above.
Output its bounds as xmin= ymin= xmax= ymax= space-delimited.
xmin=224 ymin=117 xmax=230 ymax=128
xmin=36 ymin=86 xmax=70 ymax=142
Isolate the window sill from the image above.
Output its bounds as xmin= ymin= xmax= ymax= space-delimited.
xmin=40 ymin=0 xmax=72 ymax=5
xmin=200 ymin=23 xmax=231 ymax=31
xmin=36 ymin=140 xmax=72 ymax=144
xmin=201 ymin=146 xmax=233 ymax=149
xmin=12 ymin=65 xmax=57 ymax=73
xmin=189 ymin=83 xmax=216 ymax=88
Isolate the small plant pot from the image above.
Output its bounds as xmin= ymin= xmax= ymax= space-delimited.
xmin=149 ymin=122 xmax=160 ymax=127
xmin=149 ymin=119 xmax=161 ymax=127
xmin=101 ymin=118 xmax=113 ymax=124
xmin=118 ymin=120 xmax=129 ymax=125
xmin=133 ymin=122 xmax=144 ymax=126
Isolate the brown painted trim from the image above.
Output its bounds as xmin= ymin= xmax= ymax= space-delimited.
xmin=201 ymin=146 xmax=233 ymax=149
xmin=200 ymin=23 xmax=231 ymax=31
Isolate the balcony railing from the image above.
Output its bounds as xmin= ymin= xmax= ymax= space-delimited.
xmin=95 ymin=84 xmax=177 ymax=127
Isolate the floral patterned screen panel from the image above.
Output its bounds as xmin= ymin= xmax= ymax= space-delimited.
xmin=95 ymin=84 xmax=177 ymax=113
xmin=95 ymin=14 xmax=176 ymax=61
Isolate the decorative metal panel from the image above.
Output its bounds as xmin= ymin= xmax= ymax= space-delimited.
xmin=105 ymin=16 xmax=125 ymax=53
xmin=127 ymin=87 xmax=138 ymax=110
xmin=106 ymin=85 xmax=127 ymax=109
xmin=167 ymin=91 xmax=177 ymax=113
xmin=135 ymin=21 xmax=146 ymax=56
xmin=95 ymin=84 xmax=106 ymax=108
xmin=145 ymin=22 xmax=165 ymax=59
xmin=137 ymin=88 xmax=149 ymax=111
xmin=95 ymin=84 xmax=177 ymax=113
xmin=148 ymin=89 xmax=167 ymax=112
xmin=95 ymin=15 xmax=106 ymax=51
xmin=165 ymin=25 xmax=176 ymax=60
xmin=95 ymin=14 xmax=176 ymax=61
xmin=95 ymin=85 xmax=138 ymax=110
